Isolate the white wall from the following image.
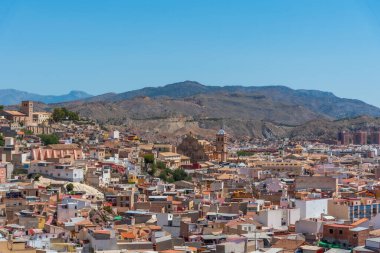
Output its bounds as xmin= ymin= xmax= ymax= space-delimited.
xmin=30 ymin=163 xmax=84 ymax=182
xmin=286 ymin=208 xmax=301 ymax=225
xmin=255 ymin=209 xmax=282 ymax=229
xmin=295 ymin=199 xmax=329 ymax=219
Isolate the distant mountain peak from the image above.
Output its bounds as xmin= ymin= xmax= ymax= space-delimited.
xmin=0 ymin=89 xmax=93 ymax=105
xmin=164 ymin=80 xmax=205 ymax=88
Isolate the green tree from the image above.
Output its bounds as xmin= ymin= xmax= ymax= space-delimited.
xmin=52 ymin=107 xmax=80 ymax=122
xmin=158 ymin=171 xmax=167 ymax=181
xmin=157 ymin=161 xmax=166 ymax=170
xmin=167 ymin=177 xmax=175 ymax=183
xmin=34 ymin=174 xmax=41 ymax=181
xmin=52 ymin=108 xmax=65 ymax=122
xmin=237 ymin=150 xmax=251 ymax=157
xmin=172 ymin=168 xmax=188 ymax=181
xmin=0 ymin=105 xmax=3 ymax=110
xmin=66 ymin=183 xmax=74 ymax=192
xmin=0 ymin=135 xmax=4 ymax=147
xmin=103 ymin=206 xmax=113 ymax=214
xmin=144 ymin=154 xmax=155 ymax=164
xmin=39 ymin=134 xmax=59 ymax=145
xmin=24 ymin=129 xmax=34 ymax=135
xmin=67 ymin=111 xmax=80 ymax=121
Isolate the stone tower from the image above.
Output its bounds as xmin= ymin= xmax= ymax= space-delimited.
xmin=215 ymin=128 xmax=227 ymax=162
xmin=20 ymin=101 xmax=33 ymax=124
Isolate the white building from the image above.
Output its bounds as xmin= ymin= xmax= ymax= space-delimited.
xmin=156 ymin=213 xmax=181 ymax=237
xmin=84 ymin=229 xmax=118 ymax=252
xmin=30 ymin=162 xmax=84 ymax=182
xmin=58 ymin=198 xmax=91 ymax=222
xmin=110 ymin=130 xmax=120 ymax=139
xmin=254 ymin=208 xmax=300 ymax=229
xmin=295 ymin=198 xmax=329 ymax=219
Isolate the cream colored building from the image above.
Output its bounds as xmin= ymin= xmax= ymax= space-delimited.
xmin=158 ymin=152 xmax=182 ymax=169
xmin=32 ymin=112 xmax=51 ymax=124
xmin=328 ymin=198 xmax=380 ymax=221
xmin=257 ymin=161 xmax=305 ymax=176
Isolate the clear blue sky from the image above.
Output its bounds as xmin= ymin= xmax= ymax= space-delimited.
xmin=1 ymin=0 xmax=380 ymax=106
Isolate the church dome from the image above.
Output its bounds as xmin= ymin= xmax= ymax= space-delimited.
xmin=217 ymin=129 xmax=226 ymax=135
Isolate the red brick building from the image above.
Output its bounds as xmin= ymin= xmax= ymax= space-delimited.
xmin=354 ymin=131 xmax=368 ymax=145
xmin=371 ymin=131 xmax=380 ymax=145
xmin=339 ymin=131 xmax=353 ymax=145
xmin=322 ymin=223 xmax=369 ymax=249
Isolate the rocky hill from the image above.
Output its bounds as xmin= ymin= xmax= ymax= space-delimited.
xmin=32 ymin=81 xmax=377 ymax=142
xmin=10 ymin=81 xmax=378 ymax=141
xmin=85 ymin=81 xmax=380 ymax=119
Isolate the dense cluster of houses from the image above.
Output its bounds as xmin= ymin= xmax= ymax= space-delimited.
xmin=2 ymin=101 xmax=380 ymax=253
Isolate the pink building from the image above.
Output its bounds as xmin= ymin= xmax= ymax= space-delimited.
xmin=0 ymin=167 xmax=6 ymax=183
xmin=32 ymin=144 xmax=84 ymax=161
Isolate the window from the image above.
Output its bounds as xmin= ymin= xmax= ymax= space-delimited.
xmin=353 ymin=234 xmax=357 ymax=238
xmin=329 ymin=229 xmax=334 ymax=234
xmin=339 ymin=230 xmax=343 ymax=235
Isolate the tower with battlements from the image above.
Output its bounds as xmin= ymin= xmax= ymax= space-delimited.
xmin=20 ymin=101 xmax=34 ymax=124
xmin=215 ymin=128 xmax=227 ymax=162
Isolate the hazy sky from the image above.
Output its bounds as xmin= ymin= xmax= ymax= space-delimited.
xmin=1 ymin=0 xmax=380 ymax=106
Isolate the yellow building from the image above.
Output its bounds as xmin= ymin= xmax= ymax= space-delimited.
xmin=0 ymin=239 xmax=36 ymax=253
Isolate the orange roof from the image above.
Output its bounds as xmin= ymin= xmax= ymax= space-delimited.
xmin=351 ymin=218 xmax=369 ymax=227
xmin=148 ymin=225 xmax=161 ymax=230
xmin=121 ymin=231 xmax=136 ymax=239
xmin=94 ymin=230 xmax=111 ymax=235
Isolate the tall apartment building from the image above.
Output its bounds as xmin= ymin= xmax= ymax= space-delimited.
xmin=371 ymin=131 xmax=380 ymax=145
xmin=339 ymin=131 xmax=353 ymax=145
xmin=339 ymin=129 xmax=380 ymax=145
xmin=354 ymin=131 xmax=368 ymax=145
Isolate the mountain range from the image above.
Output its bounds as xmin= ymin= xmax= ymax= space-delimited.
xmin=3 ymin=81 xmax=380 ymax=141
xmin=0 ymin=89 xmax=92 ymax=105
xmin=85 ymin=81 xmax=380 ymax=120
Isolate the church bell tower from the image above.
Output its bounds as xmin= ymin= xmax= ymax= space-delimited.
xmin=215 ymin=128 xmax=227 ymax=162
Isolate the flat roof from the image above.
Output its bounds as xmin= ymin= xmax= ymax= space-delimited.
xmin=367 ymin=237 xmax=380 ymax=243
xmin=350 ymin=227 xmax=368 ymax=232
xmin=3 ymin=110 xmax=26 ymax=116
